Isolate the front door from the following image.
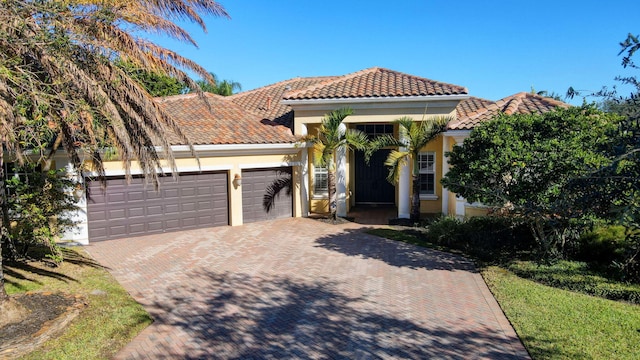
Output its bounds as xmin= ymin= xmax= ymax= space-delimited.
xmin=354 ymin=150 xmax=395 ymax=204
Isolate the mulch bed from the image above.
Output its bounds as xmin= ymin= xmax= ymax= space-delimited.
xmin=309 ymin=213 xmax=354 ymax=225
xmin=0 ymin=292 xmax=86 ymax=359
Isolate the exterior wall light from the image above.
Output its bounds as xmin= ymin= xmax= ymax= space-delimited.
xmin=233 ymin=173 xmax=242 ymax=187
xmin=73 ymin=183 xmax=84 ymax=201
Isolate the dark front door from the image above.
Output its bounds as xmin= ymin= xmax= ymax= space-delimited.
xmin=354 ymin=150 xmax=395 ymax=204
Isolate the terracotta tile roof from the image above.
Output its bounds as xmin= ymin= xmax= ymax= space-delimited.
xmin=448 ymin=92 xmax=570 ymax=130
xmin=229 ymin=76 xmax=337 ymax=129
xmin=156 ymin=93 xmax=297 ymax=145
xmin=282 ymin=67 xmax=468 ymax=100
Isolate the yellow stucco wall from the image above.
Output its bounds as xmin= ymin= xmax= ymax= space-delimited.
xmin=465 ymin=206 xmax=489 ymax=218
xmin=100 ymin=152 xmax=302 ymax=226
xmin=415 ymin=135 xmax=444 ymax=214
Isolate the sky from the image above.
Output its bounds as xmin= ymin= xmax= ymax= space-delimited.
xmin=152 ymin=0 xmax=640 ymax=105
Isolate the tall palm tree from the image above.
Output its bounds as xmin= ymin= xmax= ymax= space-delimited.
xmin=305 ymin=108 xmax=368 ymax=221
xmin=0 ymin=0 xmax=228 ymax=303
xmin=196 ymin=72 xmax=242 ymax=96
xmin=369 ymin=116 xmax=452 ymax=221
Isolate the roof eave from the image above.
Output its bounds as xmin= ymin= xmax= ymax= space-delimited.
xmin=281 ymin=94 xmax=470 ymax=106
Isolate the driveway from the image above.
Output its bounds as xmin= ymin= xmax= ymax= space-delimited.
xmin=86 ymin=217 xmax=529 ymax=359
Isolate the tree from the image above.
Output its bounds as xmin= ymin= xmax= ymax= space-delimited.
xmin=369 ymin=116 xmax=451 ymax=221
xmin=196 ymin=72 xmax=242 ymax=96
xmin=566 ymin=33 xmax=640 ymax=279
xmin=117 ymin=60 xmax=188 ymax=97
xmin=305 ymin=108 xmax=368 ymax=221
xmin=441 ymin=106 xmax=620 ymax=258
xmin=0 ymin=0 xmax=228 ymax=305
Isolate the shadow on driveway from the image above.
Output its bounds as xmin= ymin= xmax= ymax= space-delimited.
xmin=144 ymin=270 xmax=525 ymax=359
xmin=313 ymin=227 xmax=476 ymax=272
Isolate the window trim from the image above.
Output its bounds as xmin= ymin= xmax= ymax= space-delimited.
xmin=418 ymin=151 xmax=438 ymax=200
xmin=312 ymin=164 xmax=329 ymax=199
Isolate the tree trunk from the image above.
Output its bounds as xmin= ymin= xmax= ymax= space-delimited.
xmin=0 ymin=140 xmax=8 ymax=301
xmin=328 ymin=169 xmax=337 ymax=222
xmin=411 ymin=173 xmax=421 ymax=222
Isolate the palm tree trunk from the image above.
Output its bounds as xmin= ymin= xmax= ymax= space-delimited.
xmin=328 ymin=169 xmax=337 ymax=222
xmin=411 ymin=173 xmax=421 ymax=222
xmin=0 ymin=140 xmax=8 ymax=301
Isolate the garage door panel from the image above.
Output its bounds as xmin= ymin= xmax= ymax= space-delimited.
xmin=88 ymin=172 xmax=228 ymax=242
xmin=242 ymin=167 xmax=292 ymax=224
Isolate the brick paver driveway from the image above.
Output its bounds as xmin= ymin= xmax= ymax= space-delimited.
xmin=86 ymin=218 xmax=529 ymax=359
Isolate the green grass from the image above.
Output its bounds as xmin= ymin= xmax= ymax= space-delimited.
xmin=507 ymin=260 xmax=640 ymax=304
xmin=4 ymin=247 xmax=152 ymax=359
xmin=367 ymin=227 xmax=640 ymax=360
xmin=484 ymin=266 xmax=640 ymax=359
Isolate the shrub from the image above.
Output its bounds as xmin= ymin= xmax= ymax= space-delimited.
xmin=425 ymin=215 xmax=535 ymax=263
xmin=424 ymin=216 xmax=462 ymax=246
xmin=578 ymin=225 xmax=629 ymax=264
xmin=4 ymin=165 xmax=79 ymax=263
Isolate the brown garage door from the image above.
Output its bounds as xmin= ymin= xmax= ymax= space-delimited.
xmin=87 ymin=172 xmax=228 ymax=241
xmin=242 ymin=167 xmax=292 ymax=223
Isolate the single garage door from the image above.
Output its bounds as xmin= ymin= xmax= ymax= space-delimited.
xmin=242 ymin=167 xmax=293 ymax=223
xmin=87 ymin=172 xmax=228 ymax=241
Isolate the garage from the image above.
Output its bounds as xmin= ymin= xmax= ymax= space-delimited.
xmin=242 ymin=167 xmax=293 ymax=223
xmin=87 ymin=172 xmax=228 ymax=241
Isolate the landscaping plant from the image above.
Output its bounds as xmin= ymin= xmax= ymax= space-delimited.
xmin=4 ymin=164 xmax=79 ymax=264
xmin=441 ymin=106 xmax=621 ymax=260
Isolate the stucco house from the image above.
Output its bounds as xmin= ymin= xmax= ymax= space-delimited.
xmin=51 ymin=67 xmax=567 ymax=244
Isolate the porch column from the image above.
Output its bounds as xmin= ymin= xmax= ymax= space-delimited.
xmin=62 ymin=162 xmax=89 ymax=245
xmin=300 ymin=124 xmax=310 ymax=217
xmin=336 ymin=123 xmax=347 ymax=217
xmin=398 ymin=131 xmax=410 ymax=219
xmin=441 ymin=135 xmax=450 ymax=215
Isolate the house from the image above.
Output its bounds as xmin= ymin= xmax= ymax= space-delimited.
xmin=57 ymin=67 xmax=568 ymax=244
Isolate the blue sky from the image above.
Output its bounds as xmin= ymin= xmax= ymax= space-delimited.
xmin=154 ymin=1 xmax=639 ymax=105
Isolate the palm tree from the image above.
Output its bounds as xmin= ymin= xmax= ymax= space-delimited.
xmin=305 ymin=108 xmax=368 ymax=221
xmin=0 ymin=0 xmax=228 ymax=304
xmin=196 ymin=72 xmax=242 ymax=96
xmin=369 ymin=116 xmax=452 ymax=221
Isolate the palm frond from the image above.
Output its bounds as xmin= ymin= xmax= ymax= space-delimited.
xmin=344 ymin=128 xmax=369 ymax=152
xmin=384 ymin=150 xmax=409 ymax=183
xmin=0 ymin=0 xmax=228 ymax=186
xmin=262 ymin=171 xmax=292 ymax=213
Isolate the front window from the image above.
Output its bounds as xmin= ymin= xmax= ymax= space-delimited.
xmin=314 ymin=165 xmax=328 ymax=196
xmin=418 ymin=152 xmax=436 ymax=195
xmin=356 ymin=124 xmax=394 ymax=139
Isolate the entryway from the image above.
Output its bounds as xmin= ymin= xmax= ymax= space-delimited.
xmin=354 ymin=150 xmax=395 ymax=204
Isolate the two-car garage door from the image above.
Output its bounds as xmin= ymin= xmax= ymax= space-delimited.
xmin=87 ymin=172 xmax=228 ymax=242
xmin=87 ymin=167 xmax=293 ymax=242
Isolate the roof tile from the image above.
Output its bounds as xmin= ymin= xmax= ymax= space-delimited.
xmin=229 ymin=76 xmax=337 ymax=129
xmin=283 ymin=67 xmax=468 ymax=100
xmin=449 ymin=92 xmax=570 ymax=130
xmin=156 ymin=93 xmax=297 ymax=145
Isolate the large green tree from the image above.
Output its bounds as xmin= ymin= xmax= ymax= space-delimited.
xmin=117 ymin=60 xmax=188 ymax=97
xmin=0 ymin=0 xmax=228 ymax=305
xmin=567 ymin=33 xmax=640 ymax=279
xmin=441 ymin=106 xmax=620 ymax=258
xmin=369 ymin=116 xmax=451 ymax=221
xmin=305 ymin=108 xmax=368 ymax=221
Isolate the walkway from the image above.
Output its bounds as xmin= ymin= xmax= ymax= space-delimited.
xmin=86 ymin=217 xmax=529 ymax=359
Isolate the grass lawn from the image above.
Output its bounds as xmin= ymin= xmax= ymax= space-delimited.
xmin=368 ymin=228 xmax=640 ymax=360
xmin=4 ymin=247 xmax=152 ymax=359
